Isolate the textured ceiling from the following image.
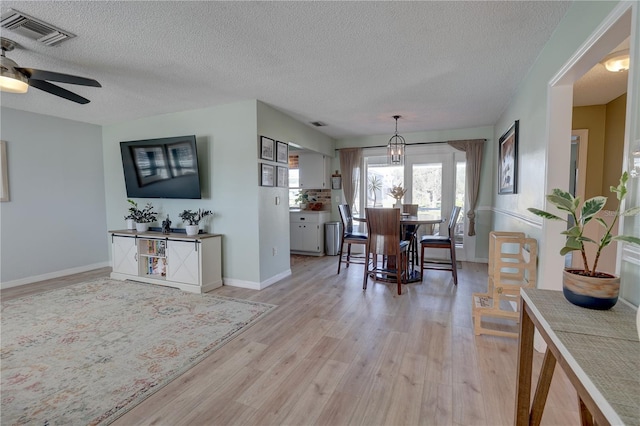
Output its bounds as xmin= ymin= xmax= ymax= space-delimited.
xmin=0 ymin=1 xmax=621 ymax=139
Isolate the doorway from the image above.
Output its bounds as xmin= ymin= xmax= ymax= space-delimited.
xmin=541 ymin=4 xmax=633 ymax=291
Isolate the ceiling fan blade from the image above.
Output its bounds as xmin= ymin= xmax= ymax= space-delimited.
xmin=16 ymin=67 xmax=101 ymax=87
xmin=28 ymin=79 xmax=91 ymax=104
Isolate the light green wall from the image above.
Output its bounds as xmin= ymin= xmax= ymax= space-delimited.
xmin=493 ymin=1 xmax=620 ymax=236
xmin=102 ymin=100 xmax=261 ymax=284
xmin=336 ymin=126 xmax=495 ymax=261
xmin=492 ymin=1 xmax=640 ymax=304
xmin=256 ymin=101 xmax=335 ymax=281
xmin=0 ymin=107 xmax=108 ymax=286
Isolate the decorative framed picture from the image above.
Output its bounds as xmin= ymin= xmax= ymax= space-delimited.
xmin=277 ymin=166 xmax=288 ymax=187
xmin=498 ymin=120 xmax=519 ymax=195
xmin=260 ymin=163 xmax=275 ymax=186
xmin=276 ymin=141 xmax=288 ymax=164
xmin=0 ymin=140 xmax=8 ymax=202
xmin=260 ymin=136 xmax=275 ymax=161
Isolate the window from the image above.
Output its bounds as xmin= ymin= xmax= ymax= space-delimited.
xmin=358 ymin=144 xmax=467 ymax=257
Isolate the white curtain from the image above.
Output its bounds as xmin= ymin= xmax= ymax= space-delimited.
xmin=447 ymin=139 xmax=485 ymax=236
xmin=339 ymin=148 xmax=363 ymax=208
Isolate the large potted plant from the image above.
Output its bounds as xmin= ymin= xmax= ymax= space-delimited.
xmin=127 ymin=200 xmax=158 ymax=232
xmin=179 ymin=209 xmax=212 ymax=236
xmin=528 ymin=171 xmax=640 ymax=309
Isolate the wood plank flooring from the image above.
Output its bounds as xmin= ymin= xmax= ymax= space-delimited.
xmin=1 ymin=257 xmax=580 ymax=425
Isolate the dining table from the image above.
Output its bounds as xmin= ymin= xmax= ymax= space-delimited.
xmin=357 ymin=212 xmax=444 ymax=283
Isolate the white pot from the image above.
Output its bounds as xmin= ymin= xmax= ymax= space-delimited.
xmin=126 ymin=218 xmax=136 ymax=230
xmin=135 ymin=222 xmax=149 ymax=232
xmin=185 ymin=225 xmax=199 ymax=236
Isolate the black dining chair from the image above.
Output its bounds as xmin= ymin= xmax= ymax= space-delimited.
xmin=420 ymin=206 xmax=461 ymax=285
xmin=402 ymin=204 xmax=419 ymax=265
xmin=337 ymin=204 xmax=368 ymax=274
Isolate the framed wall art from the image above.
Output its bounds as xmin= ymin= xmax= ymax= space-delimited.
xmin=498 ymin=120 xmax=519 ymax=195
xmin=0 ymin=141 xmax=8 ymax=202
xmin=260 ymin=136 xmax=275 ymax=161
xmin=276 ymin=141 xmax=288 ymax=164
xmin=260 ymin=163 xmax=275 ymax=186
xmin=277 ymin=166 xmax=288 ymax=187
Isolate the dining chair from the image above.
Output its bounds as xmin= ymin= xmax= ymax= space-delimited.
xmin=402 ymin=204 xmax=419 ymax=265
xmin=363 ymin=208 xmax=410 ymax=295
xmin=420 ymin=206 xmax=461 ymax=285
xmin=337 ymin=204 xmax=368 ymax=274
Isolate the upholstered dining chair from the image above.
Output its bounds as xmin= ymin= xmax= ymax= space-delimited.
xmin=420 ymin=206 xmax=461 ymax=285
xmin=363 ymin=208 xmax=410 ymax=295
xmin=337 ymin=204 xmax=368 ymax=274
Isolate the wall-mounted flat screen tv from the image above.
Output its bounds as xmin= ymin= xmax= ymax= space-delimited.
xmin=120 ymin=135 xmax=202 ymax=199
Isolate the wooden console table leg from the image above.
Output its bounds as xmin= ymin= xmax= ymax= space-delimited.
xmin=578 ymin=396 xmax=594 ymax=426
xmin=514 ymin=299 xmax=535 ymax=426
xmin=529 ymin=348 xmax=556 ymax=426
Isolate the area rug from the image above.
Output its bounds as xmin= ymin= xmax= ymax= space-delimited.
xmin=1 ymin=278 xmax=277 ymax=425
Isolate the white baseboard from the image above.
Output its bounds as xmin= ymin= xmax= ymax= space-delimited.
xmin=223 ymin=269 xmax=292 ymax=290
xmin=1 ymin=262 xmax=111 ymax=290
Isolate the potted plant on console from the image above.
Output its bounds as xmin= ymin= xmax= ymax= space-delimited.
xmin=124 ymin=199 xmax=138 ymax=229
xmin=179 ymin=208 xmax=213 ymax=236
xmin=528 ymin=171 xmax=640 ymax=310
xmin=127 ymin=199 xmax=158 ymax=232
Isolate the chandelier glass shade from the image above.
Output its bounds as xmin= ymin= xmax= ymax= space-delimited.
xmin=387 ymin=115 xmax=406 ymax=165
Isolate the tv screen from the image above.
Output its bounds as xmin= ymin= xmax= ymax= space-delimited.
xmin=120 ymin=135 xmax=202 ymax=199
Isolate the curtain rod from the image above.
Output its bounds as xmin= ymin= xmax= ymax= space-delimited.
xmin=334 ymin=139 xmax=486 ymax=150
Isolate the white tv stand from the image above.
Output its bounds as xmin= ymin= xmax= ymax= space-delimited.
xmin=109 ymin=230 xmax=222 ymax=293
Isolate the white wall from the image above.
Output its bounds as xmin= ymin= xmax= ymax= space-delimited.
xmin=102 ymin=100 xmax=262 ymax=286
xmin=0 ymin=107 xmax=108 ymax=287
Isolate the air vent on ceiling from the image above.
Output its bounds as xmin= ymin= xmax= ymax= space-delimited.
xmin=1 ymin=9 xmax=75 ymax=46
xmin=310 ymin=121 xmax=327 ymax=127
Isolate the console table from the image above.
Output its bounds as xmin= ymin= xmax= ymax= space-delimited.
xmin=514 ymin=288 xmax=639 ymax=425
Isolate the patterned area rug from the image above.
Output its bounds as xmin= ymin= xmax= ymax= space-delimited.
xmin=1 ymin=279 xmax=276 ymax=425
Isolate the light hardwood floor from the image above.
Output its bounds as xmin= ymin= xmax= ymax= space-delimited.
xmin=2 ymin=257 xmax=580 ymax=425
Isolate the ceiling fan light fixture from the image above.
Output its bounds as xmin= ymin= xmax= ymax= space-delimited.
xmin=0 ymin=67 xmax=28 ymax=93
xmin=601 ymin=49 xmax=630 ymax=72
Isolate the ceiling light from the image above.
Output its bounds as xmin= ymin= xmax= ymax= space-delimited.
xmin=387 ymin=115 xmax=406 ymax=165
xmin=0 ymin=38 xmax=28 ymax=93
xmin=601 ymin=49 xmax=630 ymax=72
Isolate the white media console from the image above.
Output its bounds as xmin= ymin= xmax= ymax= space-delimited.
xmin=109 ymin=230 xmax=222 ymax=293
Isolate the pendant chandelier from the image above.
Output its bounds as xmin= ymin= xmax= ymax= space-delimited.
xmin=387 ymin=115 xmax=406 ymax=165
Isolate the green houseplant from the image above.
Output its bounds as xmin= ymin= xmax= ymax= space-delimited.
xmin=179 ymin=209 xmax=212 ymax=235
xmin=528 ymin=171 xmax=640 ymax=309
xmin=127 ymin=200 xmax=158 ymax=232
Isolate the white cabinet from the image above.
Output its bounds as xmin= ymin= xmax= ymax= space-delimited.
xmin=290 ymin=211 xmax=330 ymax=255
xmin=111 ymin=235 xmax=138 ymax=276
xmin=109 ymin=230 xmax=222 ymax=293
xmin=298 ymin=152 xmax=330 ymax=189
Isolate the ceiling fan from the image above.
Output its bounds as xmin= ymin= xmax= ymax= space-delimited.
xmin=0 ymin=37 xmax=101 ymax=104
